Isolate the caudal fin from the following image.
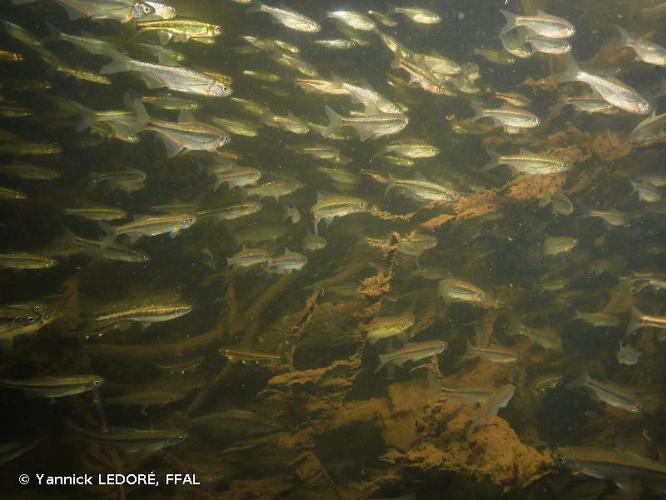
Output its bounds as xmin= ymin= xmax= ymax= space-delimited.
xmin=499 ymin=9 xmax=518 ymax=37
xmin=324 ymin=105 xmax=344 ymax=132
xmin=479 ymin=148 xmax=501 ymax=171
xmin=626 ymin=306 xmax=643 ymax=336
xmin=616 ymin=26 xmax=631 ymax=49
xmin=374 ymin=353 xmax=390 ymax=373
xmin=99 ymin=49 xmax=130 ymax=75
xmin=557 ymin=55 xmax=582 ymax=84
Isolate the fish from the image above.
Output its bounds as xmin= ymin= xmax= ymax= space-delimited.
xmin=57 ymin=231 xmax=150 ymax=263
xmin=557 ymin=56 xmax=652 ymax=115
xmin=391 ymin=50 xmax=450 ymax=95
xmin=561 ymin=95 xmax=619 ymax=114
xmin=365 ymin=313 xmax=415 ymax=344
xmin=386 ymin=174 xmax=461 ymax=203
xmin=313 ymin=39 xmax=358 ymax=50
xmin=227 ymin=247 xmax=271 ymax=271
xmin=508 ymin=320 xmax=562 ymax=351
xmin=245 ymin=179 xmax=303 ymax=201
xmin=105 ymin=390 xmax=186 ymax=408
xmin=284 ymin=205 xmax=301 ymax=224
xmin=269 ymin=249 xmax=307 ymax=274
xmin=375 ymin=340 xmax=447 ymax=373
xmin=389 ymin=6 xmax=441 ymax=25
xmin=327 ymin=10 xmax=376 ymax=31
xmin=13 ymin=0 xmax=156 ymax=23
xmin=142 ymin=94 xmax=199 ymax=111
xmin=617 ymin=342 xmax=641 ymax=366
xmin=136 ymin=19 xmax=222 ymax=44
xmin=464 ymin=342 xmax=518 ymax=363
xmin=0 ymin=303 xmax=60 ymax=348
xmin=526 ymin=35 xmax=571 ymax=54
xmin=531 ymin=374 xmax=564 ymax=393
xmin=100 ymin=213 xmax=197 ymax=243
xmin=543 ymin=236 xmax=577 ymax=256
xmin=311 ymin=193 xmax=368 ymax=235
xmin=0 ymin=375 xmax=104 ymax=398
xmin=235 ymin=225 xmax=288 ymax=245
xmin=483 ymin=149 xmax=568 ymax=175
xmin=630 ymin=180 xmax=661 ymax=202
xmin=92 ymin=301 xmax=192 ymax=326
xmin=0 ymin=186 xmax=27 ymax=200
xmin=88 ymin=168 xmax=146 ymax=193
xmin=582 ymin=208 xmax=632 ymax=227
xmin=626 ymin=306 xmax=666 ymax=335
xmin=470 ymin=103 xmax=540 ymax=131
xmin=261 ymin=112 xmax=309 ymax=134
xmin=198 ymin=201 xmax=262 ymax=222
xmin=379 ymin=140 xmax=439 ymax=159
xmin=439 ymin=278 xmax=494 ymax=307
xmin=631 ymin=112 xmax=666 ymax=146
xmin=574 ymin=310 xmax=620 ymax=328
xmin=210 ymin=165 xmax=262 ymax=190
xmin=332 ymin=76 xmax=403 ymax=114
xmin=323 ymin=105 xmax=408 ymax=141
xmin=64 ymin=206 xmax=127 ymax=222
xmin=145 ymin=113 xmax=231 ymax=157
xmin=220 ymin=348 xmax=281 ymax=365
xmin=71 ymin=425 xmax=186 ymax=453
xmin=569 ymin=372 xmax=642 ymax=413
xmin=538 ymin=190 xmax=574 ymax=215
xmin=616 ymin=26 xmax=666 ymax=66
xmin=466 ymin=384 xmax=516 ymax=439
xmin=303 ymin=232 xmax=327 ymax=252
xmin=499 ymin=9 xmax=575 ymax=39
xmin=396 ymin=232 xmax=437 ymax=264
xmin=555 ymin=447 xmax=666 ymax=491
xmin=0 ymin=163 xmax=59 ymax=180
xmin=248 ymin=3 xmax=320 ymax=33
xmin=100 ymin=49 xmax=232 ymax=97
xmin=210 ymin=117 xmax=259 ymax=137
xmin=0 ymin=252 xmax=57 ymax=270
xmin=474 ymin=48 xmax=516 ymax=65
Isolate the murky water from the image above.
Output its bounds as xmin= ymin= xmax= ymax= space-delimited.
xmin=0 ymin=0 xmax=665 ymax=498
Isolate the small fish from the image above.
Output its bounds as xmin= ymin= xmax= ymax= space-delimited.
xmin=311 ymin=194 xmax=368 ymax=235
xmin=284 ymin=205 xmax=301 ymax=224
xmin=631 ymin=113 xmax=666 ymax=146
xmin=142 ymin=94 xmax=199 ymax=111
xmin=626 ymin=306 xmax=666 ymax=335
xmin=484 ymin=148 xmax=568 ymax=175
xmin=89 ymin=168 xmax=146 ymax=193
xmin=583 ymin=208 xmax=632 ymax=227
xmin=617 ymin=26 xmax=666 ymax=67
xmin=439 ymin=278 xmax=494 ymax=308
xmin=375 ymin=340 xmax=447 ymax=373
xmin=630 ymin=180 xmax=661 ymax=202
xmin=14 ymin=0 xmax=156 ymax=23
xmin=327 ymin=10 xmax=376 ymax=31
xmin=146 ymin=113 xmax=230 ymax=157
xmin=574 ymin=310 xmax=620 ymax=328
xmin=464 ymin=342 xmax=517 ymax=363
xmin=389 ymin=6 xmax=441 ymax=25
xmin=303 ymin=232 xmax=327 ymax=252
xmin=466 ymin=384 xmax=516 ymax=439
xmin=365 ymin=313 xmax=415 ymax=344
xmin=558 ymin=56 xmax=651 ymax=115
xmin=499 ymin=9 xmax=575 ymax=39
xmin=494 ymin=91 xmax=531 ymax=108
xmin=508 ymin=320 xmax=562 ymax=351
xmin=617 ymin=342 xmax=641 ymax=366
xmin=474 ymin=47 xmax=516 ymax=65
xmin=562 ymin=95 xmax=619 ymax=114
xmin=136 ymin=19 xmax=222 ymax=44
xmin=261 ymin=112 xmax=309 ymax=134
xmin=245 ymin=179 xmax=303 ymax=201
xmin=220 ymin=348 xmax=281 ymax=365
xmin=0 ymin=186 xmax=27 ymax=200
xmin=248 ymin=3 xmax=320 ymax=33
xmin=92 ymin=301 xmax=192 ymax=326
xmin=538 ymin=190 xmax=574 ymax=215
xmin=0 ymin=252 xmax=57 ymax=270
xmin=105 ymin=390 xmax=186 ymax=408
xmin=198 ymin=201 xmax=262 ymax=222
xmin=531 ymin=374 xmax=563 ymax=393
xmin=100 ymin=213 xmax=197 ymax=243
xmin=0 ymin=303 xmax=60 ymax=348
xmin=64 ymin=206 xmax=127 ymax=222
xmin=0 ymin=163 xmax=59 ymax=180
xmin=470 ymin=103 xmax=540 ymax=131
xmin=0 ymin=375 xmax=103 ymax=398
xmin=72 ymin=425 xmax=186 ymax=454
xmin=386 ymin=174 xmax=461 ymax=203
xmin=313 ymin=39 xmax=357 ymax=50
xmin=323 ymin=105 xmax=408 ymax=141
xmin=227 ymin=247 xmax=271 ymax=271
xmin=569 ymin=372 xmax=642 ymax=413
xmin=211 ymin=166 xmax=262 ymax=190
xmin=269 ymin=249 xmax=307 ymax=274
xmin=544 ymin=236 xmax=577 ymax=256
xmin=210 ymin=117 xmax=259 ymax=137
xmin=380 ymin=140 xmax=439 ymax=159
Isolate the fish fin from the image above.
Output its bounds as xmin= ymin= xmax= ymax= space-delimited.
xmin=177 ymin=110 xmax=196 ymax=123
xmin=479 ymin=148 xmax=500 ymax=171
xmin=97 ymin=222 xmax=117 ymax=244
xmin=246 ymin=1 xmax=264 ymax=14
xmin=374 ymin=353 xmax=390 ymax=373
xmin=616 ymin=25 xmax=631 ymax=48
xmin=566 ymin=370 xmax=590 ymax=389
xmin=58 ymin=1 xmax=85 ymax=20
xmin=557 ymin=55 xmax=581 ymax=84
xmin=324 ymin=105 xmax=344 ymax=132
xmin=390 ymin=50 xmax=402 ymax=70
xmin=626 ymin=306 xmax=643 ymax=336
xmin=99 ymin=51 xmax=130 ymax=75
xmin=463 ymin=340 xmax=477 ymax=359
xmin=355 ymin=126 xmax=375 ymax=141
xmin=469 ymin=101 xmax=484 ymax=121
xmin=499 ymin=9 xmax=517 ymax=37
xmin=157 ymin=31 xmax=172 ymax=46
xmin=384 ymin=173 xmax=396 ymax=195
xmin=168 ymin=230 xmax=180 ymax=239
xmin=156 ymin=134 xmax=183 ymax=157
xmin=43 ymin=22 xmax=63 ymax=43
xmin=137 ymin=73 xmax=164 ymax=89
xmin=131 ymin=97 xmax=150 ymax=130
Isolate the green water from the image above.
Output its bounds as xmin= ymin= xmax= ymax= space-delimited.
xmin=0 ymin=0 xmax=665 ymax=498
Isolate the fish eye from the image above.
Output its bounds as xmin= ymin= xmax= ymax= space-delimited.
xmin=214 ymin=26 xmax=223 ymax=34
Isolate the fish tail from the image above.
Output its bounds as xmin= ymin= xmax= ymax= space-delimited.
xmin=374 ymin=353 xmax=389 ymax=373
xmin=390 ymin=49 xmax=403 ymax=70
xmin=479 ymin=148 xmax=500 ymax=171
xmin=566 ymin=370 xmax=590 ymax=389
xmin=616 ymin=26 xmax=631 ymax=48
xmin=626 ymin=306 xmax=643 ymax=336
xmin=557 ymin=55 xmax=581 ymax=84
xmin=97 ymin=222 xmax=117 ymax=245
xmin=246 ymin=1 xmax=265 ymax=14
xmin=99 ymin=49 xmax=130 ymax=75
xmin=384 ymin=173 xmax=396 ymax=195
xmin=469 ymin=101 xmax=485 ymax=121
xmin=324 ymin=105 xmax=344 ymax=132
xmin=129 ymin=95 xmax=150 ymax=130
xmin=463 ymin=340 xmax=476 ymax=359
xmin=43 ymin=22 xmax=63 ymax=43
xmin=499 ymin=9 xmax=517 ymax=36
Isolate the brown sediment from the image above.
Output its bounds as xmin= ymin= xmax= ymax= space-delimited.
xmin=310 ymin=257 xmax=368 ymax=290
xmin=370 ymin=207 xmax=416 ymax=221
xmin=51 ymin=275 xmax=81 ymax=333
xmin=505 ymin=172 xmax=566 ymax=203
xmin=358 ymin=233 xmax=400 ymax=301
xmin=591 ymin=131 xmax=632 ymax=161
